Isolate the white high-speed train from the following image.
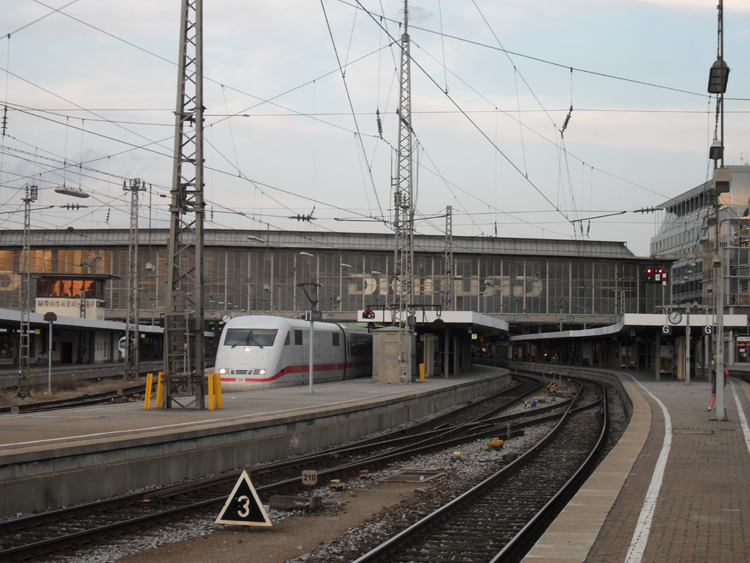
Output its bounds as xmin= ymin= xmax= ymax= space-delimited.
xmin=216 ymin=315 xmax=372 ymax=390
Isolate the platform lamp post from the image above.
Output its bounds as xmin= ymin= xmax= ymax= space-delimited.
xmin=44 ymin=312 xmax=56 ymax=394
xmin=297 ymin=252 xmax=319 ymax=394
xmin=708 ymin=0 xmax=730 ymax=421
xmin=685 ymin=302 xmax=693 ymax=385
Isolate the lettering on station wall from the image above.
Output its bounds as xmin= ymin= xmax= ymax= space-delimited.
xmin=346 ymin=274 xmax=543 ymax=298
xmin=36 ymin=298 xmax=101 ymax=308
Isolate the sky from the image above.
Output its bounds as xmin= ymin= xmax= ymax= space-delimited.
xmin=1 ymin=0 xmax=749 ymax=257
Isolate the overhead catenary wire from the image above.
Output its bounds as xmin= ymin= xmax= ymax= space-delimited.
xmin=339 ymin=0 xmax=750 ymax=102
xmin=356 ymin=1 xmax=573 ymax=227
xmin=0 ymin=0 xmax=689 ymax=245
xmin=3 ymin=91 xmax=386 ymax=227
xmin=377 ymin=42 xmax=672 ymax=201
xmin=319 ymin=0 xmax=382 ymax=219
xmin=3 ymin=0 xmax=81 ymax=38
xmin=19 ymin=0 xmax=668 ymax=236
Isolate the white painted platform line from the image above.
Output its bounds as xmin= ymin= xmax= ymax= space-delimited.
xmin=0 ymin=395 xmax=389 ymax=449
xmin=730 ymin=381 xmax=750 ymax=455
xmin=625 ymin=376 xmax=672 ymax=563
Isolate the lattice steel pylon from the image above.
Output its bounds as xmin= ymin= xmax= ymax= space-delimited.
xmin=124 ymin=178 xmax=145 ymax=381
xmin=164 ymin=0 xmax=205 ymax=408
xmin=393 ymin=0 xmax=415 ymax=383
xmin=443 ymin=205 xmax=453 ymax=310
xmin=19 ymin=183 xmax=38 ymax=391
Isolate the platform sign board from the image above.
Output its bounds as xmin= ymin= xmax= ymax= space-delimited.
xmin=215 ymin=470 xmax=272 ymax=527
xmin=661 ymin=325 xmax=672 ymax=335
xmin=703 ymin=326 xmax=713 ymax=335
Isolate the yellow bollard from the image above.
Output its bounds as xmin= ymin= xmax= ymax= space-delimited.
xmin=144 ymin=373 xmax=153 ymax=410
xmin=419 ymin=363 xmax=425 ymax=383
xmin=207 ymin=372 xmax=215 ymax=411
xmin=155 ymin=371 xmax=164 ymax=409
xmin=214 ymin=373 xmax=222 ymax=409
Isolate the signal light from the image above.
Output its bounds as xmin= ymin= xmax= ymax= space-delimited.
xmin=642 ymin=266 xmax=668 ymax=284
xmin=362 ymin=308 xmax=375 ymax=320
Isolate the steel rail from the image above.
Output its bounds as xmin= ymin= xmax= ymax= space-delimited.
xmin=489 ymin=380 xmax=609 ymax=562
xmin=0 ymin=374 xmax=544 ymax=560
xmin=349 ymin=379 xmax=604 ymax=563
xmin=0 ymin=384 xmax=147 ymax=414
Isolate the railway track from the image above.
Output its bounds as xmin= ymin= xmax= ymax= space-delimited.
xmin=0 ymin=384 xmax=147 ymax=414
xmin=0 ymin=373 xmax=566 ymax=562
xmin=350 ymin=378 xmax=607 ymax=563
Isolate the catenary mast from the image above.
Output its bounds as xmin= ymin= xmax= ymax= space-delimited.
xmin=393 ymin=0 xmax=415 ymax=383
xmin=164 ymin=0 xmax=205 ymax=408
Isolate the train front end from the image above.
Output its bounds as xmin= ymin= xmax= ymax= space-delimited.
xmin=216 ymin=317 xmax=285 ymax=390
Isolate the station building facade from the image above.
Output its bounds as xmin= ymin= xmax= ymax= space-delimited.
xmin=0 ymin=229 xmax=670 ymax=364
xmin=651 ymin=164 xmax=750 ymax=365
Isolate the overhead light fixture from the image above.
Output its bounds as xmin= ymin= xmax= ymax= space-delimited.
xmin=55 ymin=185 xmax=89 ymax=198
xmin=709 ymin=139 xmax=723 ymax=161
xmin=707 ymin=58 xmax=730 ymax=94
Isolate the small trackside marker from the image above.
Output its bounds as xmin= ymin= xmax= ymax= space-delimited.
xmin=487 ymin=438 xmax=504 ymax=450
xmin=215 ymin=470 xmax=272 ymax=527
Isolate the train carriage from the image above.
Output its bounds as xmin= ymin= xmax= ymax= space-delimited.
xmin=216 ymin=315 xmax=372 ymax=390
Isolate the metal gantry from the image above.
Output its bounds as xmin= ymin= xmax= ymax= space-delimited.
xmin=19 ymin=183 xmax=38 ymax=389
xmin=443 ymin=205 xmax=453 ymax=310
xmin=124 ymin=178 xmax=146 ymax=381
xmin=164 ymin=0 xmax=205 ymax=408
xmin=392 ymin=0 xmax=415 ymax=383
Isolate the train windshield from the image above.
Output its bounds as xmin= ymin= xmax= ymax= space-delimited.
xmin=225 ymin=328 xmax=278 ymax=348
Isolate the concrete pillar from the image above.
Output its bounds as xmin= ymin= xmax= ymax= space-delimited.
xmin=676 ymin=336 xmax=685 ymax=381
xmin=453 ymin=335 xmax=461 ymax=375
xmin=444 ymin=328 xmax=450 ymax=378
xmin=703 ymin=334 xmax=710 ymax=379
xmin=633 ymin=341 xmax=640 ymax=371
xmin=654 ymin=332 xmax=660 ymax=381
xmin=694 ymin=335 xmax=701 ymax=378
xmin=424 ymin=335 xmax=435 ymax=377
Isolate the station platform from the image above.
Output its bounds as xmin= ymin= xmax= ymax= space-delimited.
xmin=522 ymin=367 xmax=750 ymax=563
xmin=0 ymin=366 xmax=511 ymax=518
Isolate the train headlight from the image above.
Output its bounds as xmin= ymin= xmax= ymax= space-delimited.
xmin=258 ymin=369 xmax=266 ymax=376
xmin=244 ymin=347 xmax=251 ymax=352
xmin=219 ymin=368 xmax=227 ymax=374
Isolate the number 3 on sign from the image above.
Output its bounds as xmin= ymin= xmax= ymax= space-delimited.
xmin=302 ymin=470 xmax=318 ymax=487
xmin=237 ymin=495 xmax=251 ymax=517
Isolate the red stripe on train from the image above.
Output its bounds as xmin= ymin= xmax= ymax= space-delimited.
xmin=220 ymin=360 xmax=372 ymax=383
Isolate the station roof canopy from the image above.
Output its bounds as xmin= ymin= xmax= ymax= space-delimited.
xmin=0 ymin=307 xmax=161 ymax=333
xmin=510 ymin=313 xmax=748 ymax=342
xmin=358 ymin=309 xmax=508 ymax=337
xmin=30 ymin=273 xmax=118 ymax=281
